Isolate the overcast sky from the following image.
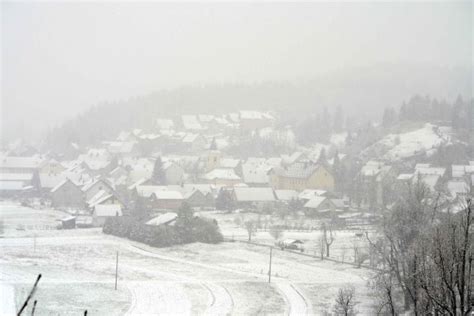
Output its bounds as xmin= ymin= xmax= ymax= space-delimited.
xmin=1 ymin=1 xmax=472 ymax=138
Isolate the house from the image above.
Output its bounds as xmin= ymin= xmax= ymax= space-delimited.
xmin=358 ymin=161 xmax=397 ymax=206
xmin=182 ymin=134 xmax=207 ymax=152
xmin=182 ymin=115 xmax=204 ymax=131
xmin=239 ymin=111 xmax=275 ymax=132
xmin=92 ymin=204 xmax=122 ymax=226
xmin=156 ymin=118 xmax=175 ymax=131
xmin=241 ymin=162 xmax=271 ymax=187
xmin=162 ymin=161 xmax=184 ymax=185
xmin=87 ymin=189 xmax=124 ymax=210
xmin=82 ymin=178 xmax=115 ymax=202
xmin=0 ymin=180 xmax=26 ymax=197
xmin=0 ymin=156 xmax=45 ymax=174
xmin=231 ymin=187 xmax=276 ymax=209
xmin=51 ymin=178 xmax=84 ymax=209
xmin=202 ymin=168 xmax=242 ymax=186
xmin=304 ymin=196 xmax=336 ymax=217
xmin=106 ymin=141 xmax=139 ymax=159
xmin=269 ymin=162 xmax=335 ymax=192
xmin=146 ymin=212 xmax=178 ymax=226
xmin=446 ymin=180 xmax=471 ymax=200
xmin=150 ymin=190 xmax=184 ymax=210
xmin=38 ymin=172 xmax=66 ymax=195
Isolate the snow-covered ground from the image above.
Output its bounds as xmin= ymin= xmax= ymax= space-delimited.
xmin=1 ymin=204 xmax=376 ymax=315
xmin=378 ymin=123 xmax=451 ymax=161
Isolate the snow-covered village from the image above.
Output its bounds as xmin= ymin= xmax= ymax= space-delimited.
xmin=1 ymin=2 xmax=473 ymax=316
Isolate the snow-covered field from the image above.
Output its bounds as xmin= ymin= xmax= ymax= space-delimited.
xmin=1 ymin=204 xmax=375 ymax=315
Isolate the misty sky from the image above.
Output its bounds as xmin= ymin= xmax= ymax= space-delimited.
xmin=1 ymin=1 xmax=472 ymax=139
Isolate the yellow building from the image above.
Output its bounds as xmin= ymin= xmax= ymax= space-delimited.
xmin=268 ymin=162 xmax=334 ymax=192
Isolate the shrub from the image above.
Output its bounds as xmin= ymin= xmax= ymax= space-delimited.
xmin=103 ymin=215 xmax=223 ymax=247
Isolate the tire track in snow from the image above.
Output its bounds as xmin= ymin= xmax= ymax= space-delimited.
xmin=203 ymin=283 xmax=233 ymax=316
xmin=275 ymin=282 xmax=312 ymax=316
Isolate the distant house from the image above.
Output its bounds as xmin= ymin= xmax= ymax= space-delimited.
xmin=231 ymin=187 xmax=276 ymax=209
xmin=150 ymin=190 xmax=184 ymax=210
xmin=202 ymin=168 xmax=242 ymax=186
xmin=87 ymin=189 xmax=124 ymax=210
xmin=156 ymin=118 xmax=175 ymax=131
xmin=162 ymin=161 xmax=184 ymax=185
xmin=182 ymin=115 xmax=204 ymax=131
xmin=239 ymin=111 xmax=275 ymax=132
xmin=269 ymin=162 xmax=335 ymax=192
xmin=92 ymin=204 xmax=122 ymax=226
xmin=146 ymin=212 xmax=178 ymax=226
xmin=304 ymin=196 xmax=336 ymax=217
xmin=82 ymin=178 xmax=115 ymax=202
xmin=0 ymin=156 xmax=45 ymax=174
xmin=446 ymin=180 xmax=471 ymax=200
xmin=51 ymin=178 xmax=84 ymax=209
xmin=182 ymin=134 xmax=207 ymax=152
xmin=359 ymin=161 xmax=397 ymax=206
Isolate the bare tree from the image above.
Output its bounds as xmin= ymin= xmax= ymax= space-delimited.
xmin=244 ymin=221 xmax=256 ymax=242
xmin=333 ymin=285 xmax=357 ymax=316
xmin=322 ymin=223 xmax=335 ymax=257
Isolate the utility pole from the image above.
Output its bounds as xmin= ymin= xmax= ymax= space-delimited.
xmin=268 ymin=247 xmax=273 ymax=283
xmin=114 ymin=251 xmax=119 ymax=290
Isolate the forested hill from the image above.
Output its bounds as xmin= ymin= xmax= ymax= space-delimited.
xmin=43 ymin=63 xmax=472 ymax=152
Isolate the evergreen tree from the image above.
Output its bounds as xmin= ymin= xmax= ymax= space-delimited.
xmin=317 ymin=148 xmax=327 ymax=165
xmin=209 ymin=137 xmax=217 ymax=150
xmin=151 ymin=156 xmax=166 ymax=185
xmin=333 ymin=105 xmax=344 ymax=132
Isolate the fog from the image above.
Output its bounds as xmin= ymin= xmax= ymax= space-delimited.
xmin=2 ymin=1 xmax=472 ymax=140
xmin=2 ymin=2 xmax=474 ymax=315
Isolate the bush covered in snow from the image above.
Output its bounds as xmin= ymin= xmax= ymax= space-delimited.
xmin=103 ymin=216 xmax=223 ymax=247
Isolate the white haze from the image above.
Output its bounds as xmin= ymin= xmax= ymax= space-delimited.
xmin=1 ymin=1 xmax=472 ymax=139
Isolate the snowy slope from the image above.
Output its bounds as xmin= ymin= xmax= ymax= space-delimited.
xmin=376 ymin=124 xmax=451 ymax=161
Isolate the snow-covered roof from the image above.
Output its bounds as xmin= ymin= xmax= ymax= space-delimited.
xmin=298 ymin=189 xmax=327 ymax=200
xmin=39 ymin=173 xmax=66 ymax=189
xmin=415 ymin=165 xmax=446 ymax=177
xmin=447 ymin=180 xmax=470 ymax=197
xmin=87 ymin=190 xmax=113 ymax=207
xmin=153 ymin=190 xmax=183 ymax=200
xmin=233 ymin=187 xmax=276 ymax=202
xmin=182 ymin=133 xmax=200 ymax=143
xmin=146 ymin=212 xmax=178 ymax=226
xmin=397 ymin=173 xmax=414 ymax=181
xmin=94 ymin=204 xmax=122 ymax=217
xmin=451 ymin=165 xmax=474 ymax=178
xmin=304 ymin=196 xmax=332 ymax=210
xmin=0 ymin=181 xmax=24 ymax=191
xmin=203 ymin=169 xmax=241 ymax=181
xmin=239 ymin=110 xmax=274 ymax=120
xmin=241 ymin=163 xmax=270 ymax=184
xmin=274 ymin=189 xmax=299 ymax=201
xmin=219 ymin=158 xmax=240 ymax=169
xmin=156 ymin=118 xmax=175 ymax=130
xmin=182 ymin=115 xmax=203 ymax=130
xmin=272 ymin=162 xmax=323 ymax=179
xmin=0 ymin=156 xmax=44 ymax=169
xmin=50 ymin=179 xmax=75 ymax=193
xmin=0 ymin=173 xmax=33 ymax=181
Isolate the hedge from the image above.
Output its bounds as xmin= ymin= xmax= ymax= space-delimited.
xmin=103 ymin=216 xmax=223 ymax=247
